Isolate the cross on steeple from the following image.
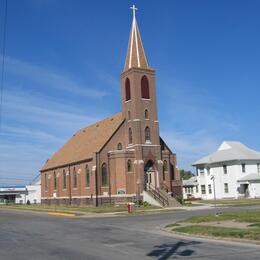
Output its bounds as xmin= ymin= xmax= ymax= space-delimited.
xmin=130 ymin=4 xmax=138 ymax=18
xmin=124 ymin=4 xmax=149 ymax=71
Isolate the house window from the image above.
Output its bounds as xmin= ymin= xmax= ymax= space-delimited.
xmin=117 ymin=143 xmax=122 ymax=150
xmin=44 ymin=173 xmax=47 ymax=191
xmin=257 ymin=163 xmax=260 ymax=173
xmin=201 ymin=185 xmax=206 ymax=194
xmin=73 ymin=167 xmax=77 ymax=188
xmin=128 ymin=128 xmax=133 ymax=144
xmin=199 ymin=168 xmax=204 ymax=175
xmin=145 ymin=126 xmax=151 ymax=142
xmin=144 ymin=109 xmax=149 ymax=119
xmin=101 ymin=163 xmax=108 ymax=186
xmin=242 ymin=164 xmax=246 ymax=173
xmin=141 ymin=75 xmax=150 ymax=99
xmin=208 ymin=184 xmax=212 ymax=194
xmin=54 ymin=172 xmax=57 ymax=191
xmin=223 ymin=165 xmax=227 ymax=174
xmin=195 ymin=185 xmax=199 ymax=193
xmin=207 ymin=167 xmax=210 ymax=175
xmin=127 ymin=160 xmax=132 ymax=172
xmin=63 ymin=170 xmax=67 ymax=189
xmin=224 ymin=183 xmax=229 ymax=193
xmin=125 ymin=78 xmax=131 ymax=101
xmin=85 ymin=165 xmax=90 ymax=187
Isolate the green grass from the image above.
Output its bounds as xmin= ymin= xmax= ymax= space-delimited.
xmin=173 ymin=225 xmax=260 ymax=241
xmin=0 ymin=204 xmax=160 ymax=214
xmin=182 ymin=210 xmax=260 ymax=224
xmin=200 ymin=198 xmax=260 ymax=207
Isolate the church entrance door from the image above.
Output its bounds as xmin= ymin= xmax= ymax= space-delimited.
xmin=144 ymin=160 xmax=155 ymax=190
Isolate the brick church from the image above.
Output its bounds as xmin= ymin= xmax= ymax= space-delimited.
xmin=40 ymin=6 xmax=182 ymax=206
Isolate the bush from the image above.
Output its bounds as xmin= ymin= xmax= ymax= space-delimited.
xmin=176 ymin=196 xmax=184 ymax=205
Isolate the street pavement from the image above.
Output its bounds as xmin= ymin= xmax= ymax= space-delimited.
xmin=1 ymin=206 xmax=260 ymax=259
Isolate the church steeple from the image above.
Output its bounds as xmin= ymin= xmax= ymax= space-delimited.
xmin=124 ymin=5 xmax=149 ymax=72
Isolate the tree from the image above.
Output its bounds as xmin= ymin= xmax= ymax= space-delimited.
xmin=179 ymin=169 xmax=194 ymax=180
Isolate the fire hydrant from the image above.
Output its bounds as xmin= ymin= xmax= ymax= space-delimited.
xmin=127 ymin=203 xmax=132 ymax=214
xmin=127 ymin=202 xmax=135 ymax=214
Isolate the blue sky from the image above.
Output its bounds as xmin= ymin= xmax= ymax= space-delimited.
xmin=0 ymin=0 xmax=260 ymax=184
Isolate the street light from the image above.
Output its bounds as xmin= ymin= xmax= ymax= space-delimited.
xmin=210 ymin=175 xmax=218 ymax=216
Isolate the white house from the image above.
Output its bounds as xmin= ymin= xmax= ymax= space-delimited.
xmin=193 ymin=141 xmax=260 ymax=200
xmin=182 ymin=176 xmax=201 ymax=200
xmin=0 ymin=180 xmax=41 ymax=204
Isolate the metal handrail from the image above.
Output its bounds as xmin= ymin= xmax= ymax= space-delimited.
xmin=147 ymin=183 xmax=169 ymax=207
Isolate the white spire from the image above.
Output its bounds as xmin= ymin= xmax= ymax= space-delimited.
xmin=124 ymin=5 xmax=149 ymax=71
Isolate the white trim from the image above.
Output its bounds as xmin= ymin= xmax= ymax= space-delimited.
xmin=133 ymin=119 xmax=141 ymax=121
xmin=129 ymin=18 xmax=135 ymax=68
xmin=134 ymin=17 xmax=140 ymax=67
xmin=127 ymin=144 xmax=160 ymax=148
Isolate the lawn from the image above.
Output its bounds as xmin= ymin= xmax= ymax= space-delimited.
xmin=0 ymin=203 xmax=160 ymax=214
xmin=199 ymin=198 xmax=260 ymax=207
xmin=174 ymin=225 xmax=260 ymax=241
xmin=166 ymin=210 xmax=260 ymax=242
xmin=182 ymin=210 xmax=260 ymax=223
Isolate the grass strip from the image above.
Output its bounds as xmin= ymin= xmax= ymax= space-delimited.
xmin=182 ymin=210 xmax=260 ymax=224
xmin=173 ymin=225 xmax=260 ymax=241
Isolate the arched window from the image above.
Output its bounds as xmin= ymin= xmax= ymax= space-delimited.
xmin=85 ymin=164 xmax=90 ymax=187
xmin=73 ymin=167 xmax=77 ymax=188
xmin=127 ymin=159 xmax=132 ymax=172
xmin=145 ymin=109 xmax=149 ymax=119
xmin=101 ymin=163 xmax=108 ymax=186
xmin=117 ymin=143 xmax=122 ymax=150
xmin=128 ymin=111 xmax=131 ymax=120
xmin=54 ymin=171 xmax=57 ymax=190
xmin=63 ymin=170 xmax=67 ymax=189
xmin=170 ymin=163 xmax=175 ymax=180
xmin=163 ymin=160 xmax=167 ymax=181
xmin=145 ymin=126 xmax=151 ymax=142
xmin=44 ymin=173 xmax=47 ymax=191
xmin=125 ymin=78 xmax=131 ymax=101
xmin=141 ymin=75 xmax=150 ymax=99
xmin=129 ymin=128 xmax=133 ymax=144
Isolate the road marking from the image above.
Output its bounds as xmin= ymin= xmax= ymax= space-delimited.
xmin=47 ymin=212 xmax=76 ymax=217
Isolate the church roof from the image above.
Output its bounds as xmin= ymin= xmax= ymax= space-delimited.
xmin=124 ymin=7 xmax=149 ymax=72
xmin=193 ymin=141 xmax=260 ymax=166
xmin=41 ymin=112 xmax=123 ymax=171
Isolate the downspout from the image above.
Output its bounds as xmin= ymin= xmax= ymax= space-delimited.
xmin=95 ymin=152 xmax=99 ymax=207
xmin=108 ymin=152 xmax=112 ymax=205
xmin=68 ymin=166 xmax=72 ymax=205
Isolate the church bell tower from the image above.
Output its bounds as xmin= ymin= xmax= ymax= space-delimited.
xmin=120 ymin=5 xmax=162 ymax=190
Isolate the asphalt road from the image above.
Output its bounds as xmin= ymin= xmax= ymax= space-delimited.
xmin=1 ymin=206 xmax=260 ymax=260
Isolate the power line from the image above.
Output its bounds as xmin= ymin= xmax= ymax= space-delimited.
xmin=0 ymin=0 xmax=8 ymax=132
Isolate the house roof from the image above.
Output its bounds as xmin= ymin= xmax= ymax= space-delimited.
xmin=41 ymin=112 xmax=124 ymax=171
xmin=124 ymin=10 xmax=149 ymax=72
xmin=238 ymin=173 xmax=260 ymax=182
xmin=182 ymin=176 xmax=198 ymax=187
xmin=193 ymin=141 xmax=260 ymax=166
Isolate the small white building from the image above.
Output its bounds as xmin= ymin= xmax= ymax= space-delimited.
xmin=182 ymin=176 xmax=201 ymax=200
xmin=0 ymin=180 xmax=41 ymax=204
xmin=193 ymin=141 xmax=260 ymax=200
